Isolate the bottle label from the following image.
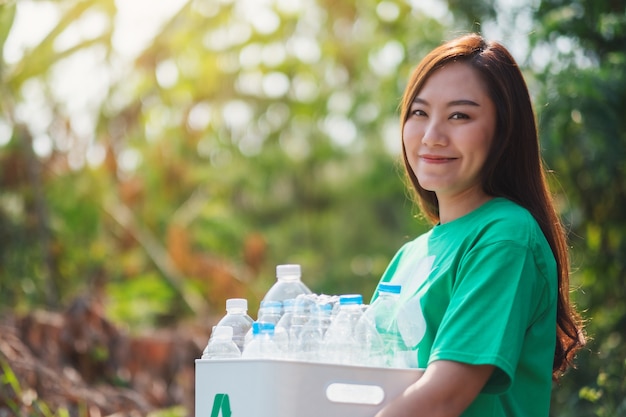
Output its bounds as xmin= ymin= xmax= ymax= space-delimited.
xmin=210 ymin=393 xmax=232 ymax=417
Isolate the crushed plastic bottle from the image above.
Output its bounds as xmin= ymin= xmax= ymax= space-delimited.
xmin=294 ymin=301 xmax=332 ymax=362
xmin=320 ymin=294 xmax=364 ymax=365
xmin=288 ymin=295 xmax=314 ymax=358
xmin=274 ymin=298 xmax=296 ymax=353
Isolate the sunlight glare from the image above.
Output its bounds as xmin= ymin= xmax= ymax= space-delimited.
xmin=327 ymin=91 xmax=354 ymax=115
xmin=274 ymin=0 xmax=304 ymax=15
xmin=204 ymin=22 xmax=252 ymax=51
xmin=408 ymin=0 xmax=450 ymax=21
xmin=187 ymin=102 xmax=213 ymax=132
xmin=236 ymin=71 xmax=264 ymax=96
xmin=376 ymin=1 xmax=400 ymax=22
xmin=239 ymin=43 xmax=263 ymax=68
xmin=263 ymin=102 xmax=290 ymax=130
xmin=16 ymin=80 xmax=52 ymax=137
xmin=368 ymin=40 xmax=405 ymax=77
xmin=3 ymin=1 xmax=60 ymax=64
xmin=156 ymin=59 xmax=179 ymax=89
xmin=287 ymin=36 xmax=321 ymax=64
xmin=291 ymin=74 xmax=319 ymax=103
xmin=113 ymin=0 xmax=188 ymax=58
xmin=262 ymin=72 xmax=290 ymax=98
xmin=33 ymin=134 xmax=53 ymax=158
xmin=236 ymin=0 xmax=280 ymax=35
xmin=0 ymin=119 xmax=13 ymax=147
xmin=262 ymin=43 xmax=287 ymax=67
xmin=118 ymin=148 xmax=142 ymax=173
xmin=382 ymin=118 xmax=401 ymax=156
xmin=86 ymin=142 xmax=107 ymax=168
xmin=53 ymin=10 xmax=109 ymax=52
xmin=356 ymin=102 xmax=380 ymax=124
xmin=222 ymin=100 xmax=254 ymax=131
xmin=322 ymin=115 xmax=357 ymax=148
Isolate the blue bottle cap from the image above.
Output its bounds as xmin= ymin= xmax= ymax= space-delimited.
xmin=378 ymin=283 xmax=401 ymax=294
xmin=339 ymin=294 xmax=363 ymax=305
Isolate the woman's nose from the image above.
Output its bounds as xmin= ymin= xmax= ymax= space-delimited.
xmin=421 ymin=119 xmax=447 ymax=147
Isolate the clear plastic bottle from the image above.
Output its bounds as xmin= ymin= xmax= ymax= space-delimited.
xmin=215 ymin=298 xmax=254 ymax=352
xmin=315 ymin=301 xmax=332 ymax=335
xmin=320 ymin=294 xmax=364 ymax=365
xmin=241 ymin=322 xmax=280 ymax=359
xmin=288 ymin=295 xmax=314 ymax=357
xmin=295 ymin=302 xmax=332 ymax=362
xmin=257 ymin=300 xmax=283 ymax=324
xmin=363 ymin=283 xmax=409 ymax=367
xmin=202 ymin=326 xmax=242 ymax=359
xmin=274 ymin=298 xmax=296 ymax=353
xmin=354 ymin=315 xmax=385 ymax=366
xmin=244 ymin=300 xmax=283 ymax=348
xmin=262 ymin=264 xmax=312 ymax=303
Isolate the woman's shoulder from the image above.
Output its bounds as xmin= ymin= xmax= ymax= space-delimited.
xmin=428 ymin=197 xmax=542 ymax=247
xmin=482 ymin=197 xmax=536 ymax=225
xmin=420 ymin=198 xmax=546 ymax=248
xmin=477 ymin=198 xmax=549 ymax=248
xmin=438 ymin=197 xmax=536 ymax=235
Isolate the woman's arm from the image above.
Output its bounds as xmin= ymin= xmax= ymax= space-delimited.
xmin=375 ymin=360 xmax=494 ymax=417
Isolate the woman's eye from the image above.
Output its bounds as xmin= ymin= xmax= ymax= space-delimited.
xmin=412 ymin=109 xmax=427 ymax=117
xmin=450 ymin=112 xmax=469 ymax=120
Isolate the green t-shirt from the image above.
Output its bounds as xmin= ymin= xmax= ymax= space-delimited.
xmin=376 ymin=198 xmax=557 ymax=417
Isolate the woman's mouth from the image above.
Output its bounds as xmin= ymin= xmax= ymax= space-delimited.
xmin=419 ymin=154 xmax=457 ymax=163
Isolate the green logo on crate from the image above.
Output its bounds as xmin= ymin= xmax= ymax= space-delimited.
xmin=210 ymin=393 xmax=232 ymax=417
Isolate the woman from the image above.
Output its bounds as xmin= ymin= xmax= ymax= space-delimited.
xmin=373 ymin=34 xmax=585 ymax=417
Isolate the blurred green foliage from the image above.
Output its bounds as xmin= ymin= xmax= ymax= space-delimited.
xmin=0 ymin=0 xmax=624 ymax=415
xmin=529 ymin=0 xmax=626 ymax=414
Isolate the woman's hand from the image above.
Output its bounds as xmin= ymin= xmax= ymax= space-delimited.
xmin=375 ymin=360 xmax=494 ymax=417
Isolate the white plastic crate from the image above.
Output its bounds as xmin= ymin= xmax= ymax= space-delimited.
xmin=195 ymin=358 xmax=423 ymax=417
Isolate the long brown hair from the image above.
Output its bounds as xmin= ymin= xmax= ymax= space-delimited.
xmin=399 ymin=33 xmax=584 ymax=379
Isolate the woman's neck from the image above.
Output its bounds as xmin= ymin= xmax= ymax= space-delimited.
xmin=437 ymin=190 xmax=494 ymax=224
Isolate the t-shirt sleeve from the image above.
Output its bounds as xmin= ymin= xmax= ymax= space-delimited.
xmin=427 ymin=240 xmax=548 ymax=394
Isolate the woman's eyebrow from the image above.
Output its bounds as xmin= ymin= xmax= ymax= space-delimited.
xmin=448 ymin=99 xmax=480 ymax=107
xmin=412 ymin=97 xmax=481 ymax=107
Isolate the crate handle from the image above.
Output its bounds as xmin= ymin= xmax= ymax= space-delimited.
xmin=325 ymin=382 xmax=385 ymax=405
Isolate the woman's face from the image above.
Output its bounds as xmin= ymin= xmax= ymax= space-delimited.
xmin=403 ymin=62 xmax=496 ymax=203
